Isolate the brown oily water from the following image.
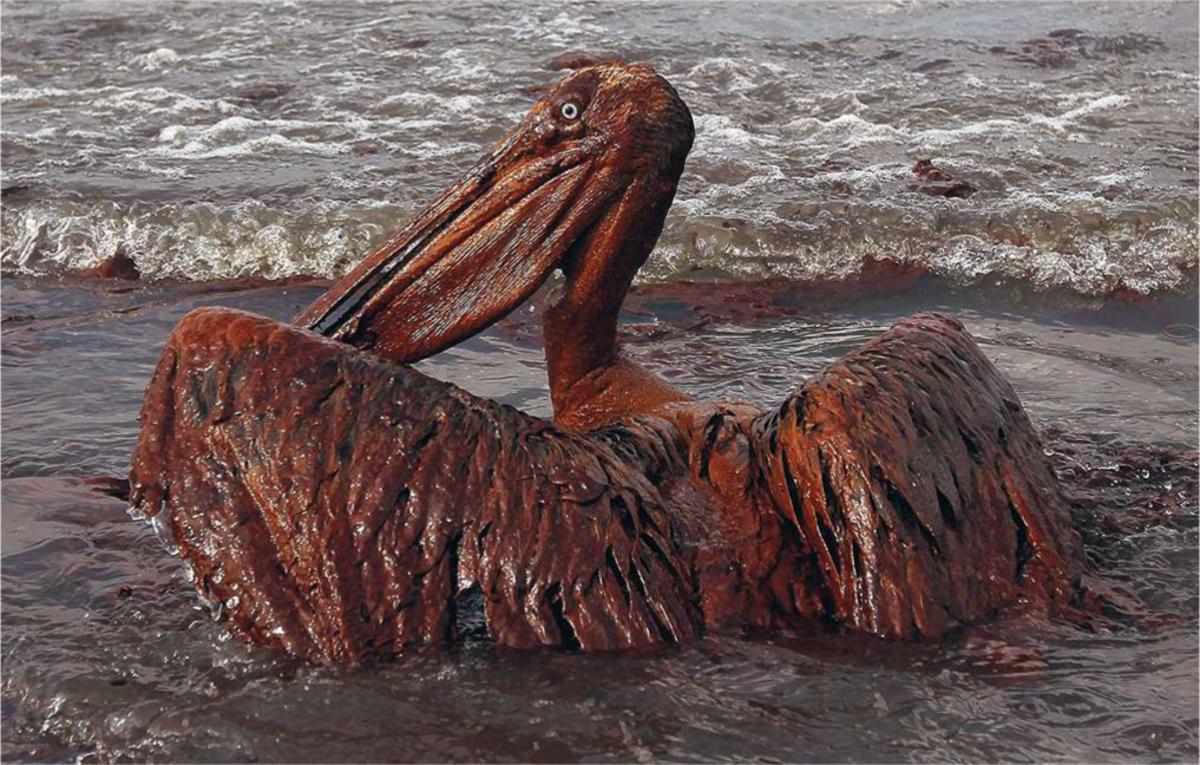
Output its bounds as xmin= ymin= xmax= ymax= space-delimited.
xmin=2 ymin=275 xmax=1196 ymax=761
xmin=2 ymin=0 xmax=1197 ymax=760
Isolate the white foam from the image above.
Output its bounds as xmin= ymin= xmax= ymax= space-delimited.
xmin=158 ymin=125 xmax=189 ymax=145
xmin=132 ymin=48 xmax=181 ymax=71
xmin=914 ymin=118 xmax=1025 ymax=147
xmin=1031 ymin=94 xmax=1133 ymax=132
xmin=0 ymin=86 xmax=80 ymax=103
xmin=375 ymin=117 xmax=448 ymax=131
xmin=429 ymin=48 xmax=491 ymax=81
xmin=692 ymin=114 xmax=779 ymax=160
xmin=397 ymin=140 xmax=481 ymax=160
xmin=786 ymin=113 xmax=905 ymax=148
xmin=1091 ymin=169 xmax=1145 ymax=187
xmin=156 ymin=133 xmax=349 ymax=160
xmin=147 ymin=114 xmax=359 ymax=158
xmin=444 ymin=95 xmax=484 ymax=115
xmin=373 ymin=91 xmax=440 ymax=110
xmin=203 ymin=116 xmax=256 ymax=138
xmin=93 ymin=87 xmax=235 ymax=116
xmin=685 ymin=58 xmax=759 ymax=93
xmin=3 ymin=190 xmax=1196 ymax=297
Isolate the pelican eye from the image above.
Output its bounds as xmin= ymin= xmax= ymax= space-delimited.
xmin=559 ymin=101 xmax=580 ymax=120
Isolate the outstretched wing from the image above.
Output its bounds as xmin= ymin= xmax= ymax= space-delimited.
xmin=754 ymin=313 xmax=1083 ymax=638
xmin=130 ymin=308 xmax=698 ymax=662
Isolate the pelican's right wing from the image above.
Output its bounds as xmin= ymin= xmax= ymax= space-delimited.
xmin=130 ymin=308 xmax=698 ymax=662
xmin=754 ymin=314 xmax=1084 ymax=638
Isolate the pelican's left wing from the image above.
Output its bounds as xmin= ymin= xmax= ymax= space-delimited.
xmin=130 ymin=308 xmax=698 ymax=662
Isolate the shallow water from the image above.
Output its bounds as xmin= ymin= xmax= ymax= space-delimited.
xmin=2 ymin=277 xmax=1197 ymax=762
xmin=2 ymin=0 xmax=1199 ymax=761
xmin=2 ymin=0 xmax=1198 ymax=292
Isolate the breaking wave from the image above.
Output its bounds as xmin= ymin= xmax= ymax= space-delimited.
xmin=1 ymin=0 xmax=1197 ymax=295
xmin=3 ymin=194 xmax=1195 ymax=295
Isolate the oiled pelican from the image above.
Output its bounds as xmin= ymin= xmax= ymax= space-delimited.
xmin=131 ymin=63 xmax=1084 ymax=662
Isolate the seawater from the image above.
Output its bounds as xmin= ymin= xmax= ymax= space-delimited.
xmin=1 ymin=1 xmax=1197 ymax=762
xmin=1 ymin=277 xmax=1196 ymax=761
xmin=1 ymin=0 xmax=1197 ymax=293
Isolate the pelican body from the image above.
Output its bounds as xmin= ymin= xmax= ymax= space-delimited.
xmin=130 ymin=64 xmax=1084 ymax=662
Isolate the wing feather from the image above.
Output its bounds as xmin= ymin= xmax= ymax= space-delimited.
xmin=754 ymin=313 xmax=1083 ymax=638
xmin=130 ymin=308 xmax=698 ymax=662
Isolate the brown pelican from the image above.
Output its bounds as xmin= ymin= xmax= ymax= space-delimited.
xmin=130 ymin=63 xmax=1084 ymax=662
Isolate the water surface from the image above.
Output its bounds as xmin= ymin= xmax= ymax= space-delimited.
xmin=2 ymin=0 xmax=1197 ymax=292
xmin=2 ymin=277 xmax=1196 ymax=762
xmin=1 ymin=0 xmax=1198 ymax=762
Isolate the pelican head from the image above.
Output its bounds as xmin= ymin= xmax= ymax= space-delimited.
xmin=296 ymin=62 xmax=694 ymax=365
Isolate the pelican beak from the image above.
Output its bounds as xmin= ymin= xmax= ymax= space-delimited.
xmin=295 ymin=113 xmax=627 ymax=365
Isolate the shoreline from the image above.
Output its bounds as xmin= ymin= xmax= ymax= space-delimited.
xmin=3 ymin=262 xmax=1198 ymax=330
